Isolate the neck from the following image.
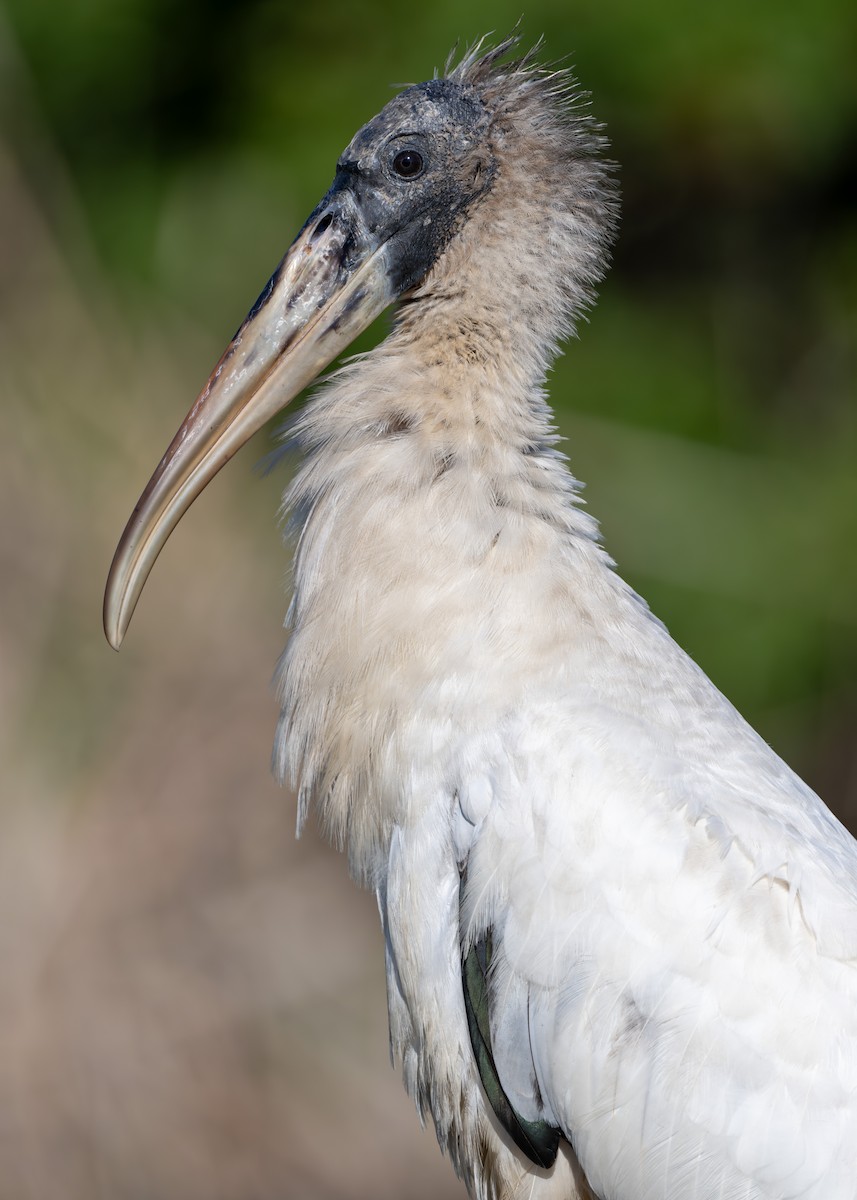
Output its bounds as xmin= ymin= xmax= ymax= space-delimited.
xmin=274 ymin=283 xmax=616 ymax=880
xmin=288 ymin=286 xmax=603 ymax=557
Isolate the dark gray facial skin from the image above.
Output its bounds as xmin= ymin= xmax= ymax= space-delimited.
xmin=302 ymin=79 xmax=497 ymax=296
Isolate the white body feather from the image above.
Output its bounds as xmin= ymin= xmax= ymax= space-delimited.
xmin=272 ymin=48 xmax=857 ymax=1200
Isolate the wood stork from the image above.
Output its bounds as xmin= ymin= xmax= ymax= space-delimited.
xmin=104 ymin=36 xmax=857 ymax=1200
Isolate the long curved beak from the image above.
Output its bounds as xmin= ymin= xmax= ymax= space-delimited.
xmin=103 ymin=192 xmax=395 ymax=649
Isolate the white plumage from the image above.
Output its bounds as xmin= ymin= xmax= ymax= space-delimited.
xmin=105 ymin=37 xmax=857 ymax=1200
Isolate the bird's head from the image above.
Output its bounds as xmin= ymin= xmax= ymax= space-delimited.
xmin=328 ymin=77 xmax=495 ymax=294
xmin=103 ymin=35 xmax=617 ymax=648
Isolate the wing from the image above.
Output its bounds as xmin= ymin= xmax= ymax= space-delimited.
xmin=382 ymin=811 xmax=598 ymax=1200
xmin=459 ymin=684 xmax=857 ymax=1200
xmin=461 ymin=916 xmax=561 ymax=1168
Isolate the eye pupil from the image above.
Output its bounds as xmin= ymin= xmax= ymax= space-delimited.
xmin=392 ymin=150 xmax=423 ymax=179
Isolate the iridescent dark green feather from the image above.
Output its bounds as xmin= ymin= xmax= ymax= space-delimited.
xmin=461 ymin=927 xmax=560 ymax=1169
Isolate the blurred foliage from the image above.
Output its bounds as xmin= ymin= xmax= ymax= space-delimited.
xmin=0 ymin=2 xmax=855 ymax=1193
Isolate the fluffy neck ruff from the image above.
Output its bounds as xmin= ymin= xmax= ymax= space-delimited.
xmin=416 ymin=37 xmax=618 ymax=385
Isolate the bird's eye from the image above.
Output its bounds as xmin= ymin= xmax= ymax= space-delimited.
xmin=391 ymin=149 xmax=424 ymax=179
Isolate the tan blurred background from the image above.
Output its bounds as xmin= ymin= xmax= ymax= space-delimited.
xmin=0 ymin=1 xmax=855 ymax=1197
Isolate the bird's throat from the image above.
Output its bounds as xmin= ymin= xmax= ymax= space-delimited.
xmin=273 ymin=330 xmax=604 ymax=876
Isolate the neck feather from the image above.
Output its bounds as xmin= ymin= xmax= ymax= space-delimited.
xmin=274 ymin=280 xmax=617 ymax=879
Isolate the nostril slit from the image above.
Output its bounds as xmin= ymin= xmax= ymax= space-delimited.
xmin=311 ymin=213 xmax=334 ymax=241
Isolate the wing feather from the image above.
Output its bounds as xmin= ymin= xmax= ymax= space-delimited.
xmin=460 ymin=677 xmax=857 ymax=1199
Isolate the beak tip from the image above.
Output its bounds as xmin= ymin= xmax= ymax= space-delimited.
xmin=103 ymin=592 xmax=127 ymax=651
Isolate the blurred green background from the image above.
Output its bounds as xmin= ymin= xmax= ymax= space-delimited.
xmin=0 ymin=2 xmax=855 ymax=1197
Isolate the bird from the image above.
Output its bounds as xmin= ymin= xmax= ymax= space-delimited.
xmin=104 ymin=35 xmax=857 ymax=1200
